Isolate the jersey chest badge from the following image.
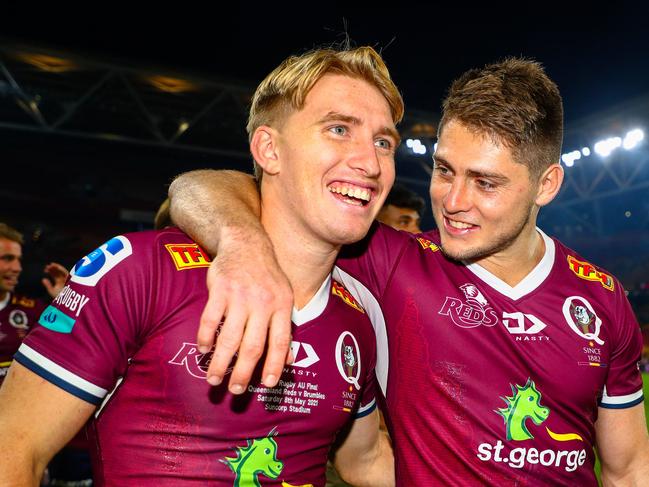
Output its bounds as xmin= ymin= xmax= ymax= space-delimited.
xmin=438 ymin=283 xmax=499 ymax=328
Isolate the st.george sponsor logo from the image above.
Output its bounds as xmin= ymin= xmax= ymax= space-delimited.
xmin=165 ymin=243 xmax=211 ymax=271
xmin=331 ymin=281 xmax=365 ymax=314
xmin=477 ymin=378 xmax=587 ymax=473
xmin=71 ymin=236 xmax=132 ymax=287
xmin=567 ymin=255 xmax=614 ymax=291
xmin=439 ymin=283 xmax=498 ymax=328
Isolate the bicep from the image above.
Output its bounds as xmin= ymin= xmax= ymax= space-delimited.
xmin=595 ymin=403 xmax=649 ymax=481
xmin=332 ymin=409 xmax=386 ymax=472
xmin=0 ymin=361 xmax=96 ymax=470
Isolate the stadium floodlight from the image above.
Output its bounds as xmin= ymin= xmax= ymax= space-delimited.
xmin=581 ymin=147 xmax=591 ymax=157
xmin=406 ymin=138 xmax=414 ymax=148
xmin=594 ymin=136 xmax=622 ymax=157
xmin=561 ymin=150 xmax=581 ymax=166
xmin=622 ymin=128 xmax=644 ymax=150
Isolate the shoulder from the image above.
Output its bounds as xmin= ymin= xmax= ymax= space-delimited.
xmin=551 ymin=237 xmax=619 ymax=294
xmin=10 ymin=293 xmax=45 ymax=311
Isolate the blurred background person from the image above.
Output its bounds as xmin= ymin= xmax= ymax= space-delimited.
xmin=376 ymin=183 xmax=425 ymax=233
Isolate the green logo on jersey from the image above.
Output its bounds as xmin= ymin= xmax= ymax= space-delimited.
xmin=496 ymin=378 xmax=549 ymax=441
xmin=223 ymin=427 xmax=284 ymax=487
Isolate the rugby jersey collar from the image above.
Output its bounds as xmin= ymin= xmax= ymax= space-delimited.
xmin=291 ymin=273 xmax=332 ymax=326
xmin=464 ymin=228 xmax=555 ymax=300
xmin=0 ymin=292 xmax=9 ymax=311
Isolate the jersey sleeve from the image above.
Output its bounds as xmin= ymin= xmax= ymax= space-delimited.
xmin=336 ymin=223 xmax=414 ymax=299
xmin=600 ymin=283 xmax=644 ymax=409
xmin=15 ymin=234 xmax=154 ymax=406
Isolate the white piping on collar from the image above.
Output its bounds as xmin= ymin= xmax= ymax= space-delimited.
xmin=464 ymin=228 xmax=555 ymax=301
xmin=291 ymin=274 xmax=332 ymax=326
xmin=0 ymin=292 xmax=10 ymax=311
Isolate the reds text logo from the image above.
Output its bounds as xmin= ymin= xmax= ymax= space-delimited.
xmin=439 ymin=283 xmax=498 ymax=328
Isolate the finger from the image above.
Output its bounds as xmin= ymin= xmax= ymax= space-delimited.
xmin=41 ymin=278 xmax=53 ymax=295
xmin=206 ymin=303 xmax=248 ymax=388
xmin=227 ymin=310 xmax=271 ymax=394
xmin=197 ymin=291 xmax=227 ymax=353
xmin=261 ymin=307 xmax=293 ymax=387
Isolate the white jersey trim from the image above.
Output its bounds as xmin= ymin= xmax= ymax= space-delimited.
xmin=0 ymin=292 xmax=9 ymax=311
xmin=601 ymin=385 xmax=644 ymax=406
xmin=332 ymin=266 xmax=389 ymax=396
xmin=16 ymin=343 xmax=108 ymax=399
xmin=292 ymin=274 xmax=332 ymax=326
xmin=465 ymin=228 xmax=555 ymax=301
xmin=356 ymin=398 xmax=376 ymax=417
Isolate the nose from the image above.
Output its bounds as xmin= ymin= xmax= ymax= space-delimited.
xmin=443 ymin=178 xmax=472 ymax=214
xmin=348 ymin=139 xmax=382 ymax=178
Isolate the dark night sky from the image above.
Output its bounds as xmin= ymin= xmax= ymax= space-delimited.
xmin=5 ymin=4 xmax=649 ymax=125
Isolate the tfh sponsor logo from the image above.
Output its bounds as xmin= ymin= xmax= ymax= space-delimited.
xmin=165 ymin=243 xmax=211 ymax=271
xmin=439 ymin=283 xmax=498 ymax=328
xmin=567 ymin=255 xmax=614 ymax=291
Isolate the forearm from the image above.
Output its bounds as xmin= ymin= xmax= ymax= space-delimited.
xmin=601 ymin=449 xmax=649 ymax=486
xmin=0 ymin=451 xmax=43 ymax=486
xmin=334 ymin=430 xmax=395 ymax=487
xmin=168 ymin=169 xmax=264 ymax=255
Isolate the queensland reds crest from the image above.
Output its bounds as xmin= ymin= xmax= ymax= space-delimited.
xmin=335 ymin=331 xmax=361 ymax=390
xmin=438 ymin=283 xmax=499 ymax=328
xmin=9 ymin=309 xmax=29 ymax=329
xmin=562 ymin=296 xmax=604 ymax=345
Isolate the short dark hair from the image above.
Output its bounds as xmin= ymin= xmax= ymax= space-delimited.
xmin=439 ymin=57 xmax=563 ymax=179
xmin=384 ymin=184 xmax=425 ymax=216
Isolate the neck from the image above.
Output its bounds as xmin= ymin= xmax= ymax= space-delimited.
xmin=260 ymin=201 xmax=339 ymax=310
xmin=475 ymin=226 xmax=545 ymax=287
xmin=0 ymin=291 xmax=8 ymax=303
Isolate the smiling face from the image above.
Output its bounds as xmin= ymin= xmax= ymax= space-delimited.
xmin=0 ymin=237 xmax=22 ymax=299
xmin=430 ymin=120 xmax=542 ymax=265
xmin=260 ymin=73 xmax=398 ymax=248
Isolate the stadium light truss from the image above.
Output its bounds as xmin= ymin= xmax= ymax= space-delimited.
xmin=562 ymin=128 xmax=644 ymax=167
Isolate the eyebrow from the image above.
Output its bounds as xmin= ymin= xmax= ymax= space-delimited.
xmin=317 ymin=111 xmax=401 ymax=146
xmin=434 ymin=155 xmax=510 ymax=183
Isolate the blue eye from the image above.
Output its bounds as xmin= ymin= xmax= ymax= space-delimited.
xmin=375 ymin=138 xmax=392 ymax=150
xmin=330 ymin=126 xmax=347 ymax=136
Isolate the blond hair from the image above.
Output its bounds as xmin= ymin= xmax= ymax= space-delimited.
xmin=0 ymin=223 xmax=24 ymax=245
xmin=247 ymin=46 xmax=404 ymax=179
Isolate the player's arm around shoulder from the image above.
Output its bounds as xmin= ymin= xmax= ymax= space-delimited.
xmin=595 ymin=402 xmax=649 ymax=486
xmin=0 ymin=361 xmax=95 ymax=484
xmin=331 ymin=409 xmax=395 ymax=487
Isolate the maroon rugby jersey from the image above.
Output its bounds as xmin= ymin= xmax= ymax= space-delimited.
xmin=0 ymin=292 xmax=45 ymax=384
xmin=335 ymin=223 xmax=643 ymax=486
xmin=17 ymin=228 xmax=377 ymax=486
